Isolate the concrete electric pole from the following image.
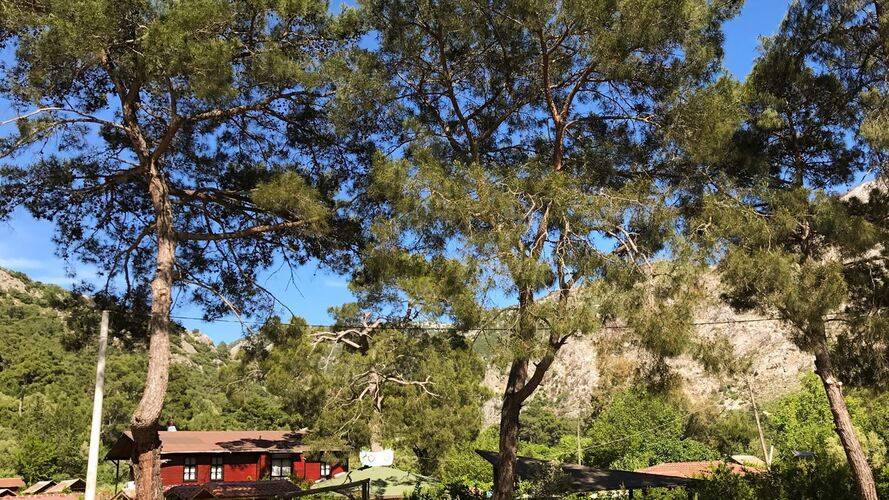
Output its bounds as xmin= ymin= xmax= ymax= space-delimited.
xmin=85 ymin=310 xmax=109 ymax=500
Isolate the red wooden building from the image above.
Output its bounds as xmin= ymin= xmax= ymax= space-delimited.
xmin=106 ymin=431 xmax=347 ymax=489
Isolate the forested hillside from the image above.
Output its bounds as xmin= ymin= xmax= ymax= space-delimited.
xmin=0 ymin=268 xmax=288 ymax=483
xmin=3 ymin=265 xmax=888 ymax=498
xmin=0 ymin=268 xmax=487 ymax=484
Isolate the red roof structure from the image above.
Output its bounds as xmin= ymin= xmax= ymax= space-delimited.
xmin=106 ymin=431 xmax=348 ymax=489
xmin=0 ymin=479 xmax=24 ymax=491
xmin=164 ymin=480 xmax=300 ymax=499
xmin=107 ymin=431 xmax=319 ymax=458
xmin=637 ymin=461 xmax=758 ymax=478
xmin=21 ymin=495 xmax=79 ymax=500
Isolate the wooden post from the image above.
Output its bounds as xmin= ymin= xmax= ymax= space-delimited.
xmin=86 ymin=311 xmax=110 ymax=500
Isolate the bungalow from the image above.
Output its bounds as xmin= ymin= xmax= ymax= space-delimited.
xmin=0 ymin=479 xmax=23 ymax=494
xmin=106 ymin=431 xmax=347 ymax=489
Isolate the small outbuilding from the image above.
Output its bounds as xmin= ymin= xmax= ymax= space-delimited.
xmin=43 ymin=479 xmax=86 ymax=494
xmin=0 ymin=479 xmax=23 ymax=494
xmin=20 ymin=481 xmax=55 ymax=495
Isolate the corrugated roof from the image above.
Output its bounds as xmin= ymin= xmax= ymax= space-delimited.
xmin=107 ymin=431 xmax=332 ymax=459
xmin=0 ymin=479 xmax=23 ymax=490
xmin=165 ymin=480 xmax=300 ymax=499
xmin=44 ymin=479 xmax=85 ymax=493
xmin=477 ymin=450 xmax=694 ymax=492
xmin=21 ymin=480 xmax=55 ymax=495
xmin=637 ymin=461 xmax=756 ymax=478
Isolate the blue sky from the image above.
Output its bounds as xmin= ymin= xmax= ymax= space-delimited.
xmin=0 ymin=0 xmax=792 ymax=343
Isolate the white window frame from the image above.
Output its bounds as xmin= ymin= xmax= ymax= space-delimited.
xmin=210 ymin=456 xmax=224 ymax=481
xmin=183 ymin=457 xmax=197 ymax=482
xmin=320 ymin=463 xmax=331 ymax=477
xmin=270 ymin=456 xmax=291 ymax=479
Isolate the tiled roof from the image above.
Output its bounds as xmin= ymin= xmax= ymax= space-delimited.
xmin=637 ymin=461 xmax=757 ymax=478
xmin=107 ymin=430 xmax=343 ymax=460
xmin=165 ymin=480 xmax=300 ymax=499
xmin=0 ymin=479 xmax=24 ymax=490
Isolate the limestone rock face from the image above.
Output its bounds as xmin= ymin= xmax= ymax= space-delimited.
xmin=0 ymin=269 xmax=27 ymax=293
xmin=188 ymin=329 xmax=214 ymax=346
xmin=180 ymin=339 xmax=198 ymax=355
xmin=480 ymin=275 xmax=814 ymax=426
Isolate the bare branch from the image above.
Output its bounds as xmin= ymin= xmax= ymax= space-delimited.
xmin=175 ymin=220 xmax=317 ymax=241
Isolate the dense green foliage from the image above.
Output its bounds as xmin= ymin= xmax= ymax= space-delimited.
xmin=0 ymin=271 xmax=488 ymax=486
xmin=3 ymin=268 xmax=889 ymax=498
xmin=0 ymin=271 xmax=293 ymax=482
xmin=1 ymin=0 xmax=888 ymax=497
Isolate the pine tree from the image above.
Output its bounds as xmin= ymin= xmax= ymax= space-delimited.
xmin=0 ymin=1 xmax=370 ymax=496
xmin=358 ymin=0 xmax=740 ymax=496
xmin=697 ymin=8 xmax=888 ymax=496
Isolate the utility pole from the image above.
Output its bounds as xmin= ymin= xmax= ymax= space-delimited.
xmin=576 ymin=417 xmax=582 ymax=465
xmin=85 ymin=311 xmax=109 ymax=500
xmin=746 ymin=375 xmax=771 ymax=470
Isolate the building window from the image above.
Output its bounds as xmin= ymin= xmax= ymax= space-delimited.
xmin=183 ymin=457 xmax=197 ymax=482
xmin=270 ymin=457 xmax=291 ymax=479
xmin=210 ymin=456 xmax=223 ymax=481
xmin=320 ymin=463 xmax=330 ymax=477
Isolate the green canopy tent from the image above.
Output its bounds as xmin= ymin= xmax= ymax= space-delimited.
xmin=310 ymin=466 xmax=435 ymax=499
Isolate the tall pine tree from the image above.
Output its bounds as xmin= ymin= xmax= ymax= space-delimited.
xmin=358 ymin=0 xmax=739 ymax=496
xmin=0 ymin=1 xmax=371 ymax=496
xmin=697 ymin=5 xmax=888 ymax=496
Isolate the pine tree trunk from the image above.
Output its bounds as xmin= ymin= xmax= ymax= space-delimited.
xmin=132 ymin=161 xmax=176 ymax=500
xmin=492 ymin=358 xmax=527 ymax=500
xmin=813 ymin=343 xmax=878 ymax=500
xmin=369 ymin=371 xmax=384 ymax=452
xmin=369 ymin=410 xmax=384 ymax=452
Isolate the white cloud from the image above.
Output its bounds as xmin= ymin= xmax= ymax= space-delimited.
xmin=323 ymin=279 xmax=348 ymax=289
xmin=0 ymin=257 xmax=45 ymax=270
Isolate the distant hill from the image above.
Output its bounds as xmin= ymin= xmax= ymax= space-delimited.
xmin=0 ymin=266 xmax=816 ymax=446
xmin=0 ymin=268 xmax=290 ymax=483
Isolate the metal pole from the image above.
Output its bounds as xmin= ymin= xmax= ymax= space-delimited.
xmin=85 ymin=310 xmax=110 ymax=500
xmin=747 ymin=376 xmax=771 ymax=470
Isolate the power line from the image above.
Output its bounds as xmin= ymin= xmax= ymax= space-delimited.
xmin=168 ymin=314 xmax=787 ymax=331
